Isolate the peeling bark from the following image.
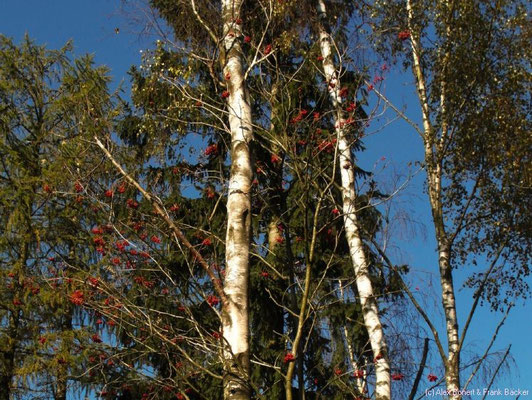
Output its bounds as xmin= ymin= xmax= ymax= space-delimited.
xmin=221 ymin=1 xmax=253 ymax=399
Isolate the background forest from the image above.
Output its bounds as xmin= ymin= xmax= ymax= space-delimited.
xmin=0 ymin=0 xmax=530 ymax=399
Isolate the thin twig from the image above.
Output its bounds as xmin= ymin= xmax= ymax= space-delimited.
xmin=481 ymin=345 xmax=511 ymax=400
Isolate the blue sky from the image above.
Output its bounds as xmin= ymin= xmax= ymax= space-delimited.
xmin=1 ymin=0 xmax=530 ymax=398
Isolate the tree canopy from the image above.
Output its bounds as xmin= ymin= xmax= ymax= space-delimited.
xmin=0 ymin=0 xmax=530 ymax=399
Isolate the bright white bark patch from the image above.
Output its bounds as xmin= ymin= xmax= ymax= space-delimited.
xmin=317 ymin=1 xmax=391 ymax=398
xmin=221 ymin=1 xmax=253 ymax=399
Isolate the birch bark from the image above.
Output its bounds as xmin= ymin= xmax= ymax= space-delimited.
xmin=316 ymin=1 xmax=391 ymax=398
xmin=221 ymin=1 xmax=253 ymax=399
xmin=406 ymin=0 xmax=461 ymax=396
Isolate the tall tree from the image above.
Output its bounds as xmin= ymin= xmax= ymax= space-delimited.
xmin=0 ymin=35 xmax=115 ymax=400
xmin=95 ymin=1 xmax=400 ymax=399
xmin=371 ymin=0 xmax=530 ymax=397
xmin=219 ymin=1 xmax=254 ymax=398
xmin=315 ymin=1 xmax=391 ymax=398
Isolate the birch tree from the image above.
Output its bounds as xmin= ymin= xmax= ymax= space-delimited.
xmin=92 ymin=1 xmax=256 ymax=397
xmin=104 ymin=1 xmax=399 ymax=398
xmin=315 ymin=1 xmax=391 ymax=399
xmin=219 ymin=1 xmax=254 ymax=398
xmin=371 ymin=0 xmax=531 ymax=397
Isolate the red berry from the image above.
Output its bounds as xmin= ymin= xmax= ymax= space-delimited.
xmin=398 ymin=29 xmax=411 ymax=41
xmin=283 ymin=353 xmax=295 ymax=363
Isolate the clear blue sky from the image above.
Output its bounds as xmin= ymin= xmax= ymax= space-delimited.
xmin=1 ymin=0 xmax=530 ymax=398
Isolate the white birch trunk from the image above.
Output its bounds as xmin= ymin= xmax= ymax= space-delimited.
xmin=317 ymin=1 xmax=391 ymax=398
xmin=406 ymin=0 xmax=461 ymax=396
xmin=221 ymin=1 xmax=253 ymax=398
xmin=339 ymin=280 xmax=366 ymax=395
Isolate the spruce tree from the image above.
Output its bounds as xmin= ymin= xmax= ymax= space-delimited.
xmin=0 ymin=35 xmax=116 ymax=399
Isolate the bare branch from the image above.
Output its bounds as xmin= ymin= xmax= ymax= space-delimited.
xmin=93 ymin=135 xmax=228 ymax=308
xmin=408 ymin=338 xmax=429 ymax=400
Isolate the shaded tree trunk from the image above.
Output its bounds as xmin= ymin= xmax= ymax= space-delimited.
xmin=1 ymin=237 xmax=31 ymax=400
xmin=54 ymin=312 xmax=73 ymax=400
xmin=0 ymin=337 xmax=15 ymax=400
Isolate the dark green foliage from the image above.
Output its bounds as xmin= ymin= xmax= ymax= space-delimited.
xmin=0 ymin=34 xmax=117 ymax=399
xmin=1 ymin=1 xmax=411 ymax=398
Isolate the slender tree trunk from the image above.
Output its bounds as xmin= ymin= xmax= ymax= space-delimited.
xmin=54 ymin=311 xmax=73 ymax=400
xmin=54 ymin=367 xmax=68 ymax=398
xmin=338 ymin=281 xmax=356 ymax=369
xmin=221 ymin=1 xmax=253 ymax=399
xmin=268 ymin=217 xmax=282 ymax=251
xmin=1 ymin=238 xmax=30 ymax=400
xmin=0 ymin=310 xmax=18 ymax=400
xmin=406 ymin=0 xmax=461 ymax=396
xmin=429 ymin=172 xmax=460 ymax=396
xmin=264 ymin=85 xmax=292 ymax=398
xmin=316 ymin=1 xmax=391 ymax=398
xmin=285 ymin=184 xmax=325 ymax=400
xmin=338 ymin=280 xmax=366 ymax=395
xmin=266 ymin=83 xmax=307 ymax=400
xmin=0 ymin=339 xmax=15 ymax=400
xmin=53 ymin=241 xmax=78 ymax=400
xmin=266 ymin=85 xmax=284 ymax=254
xmin=438 ymin=245 xmax=461 ymax=397
xmin=285 ymin=256 xmax=313 ymax=400
xmin=428 ymin=168 xmax=460 ymax=398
